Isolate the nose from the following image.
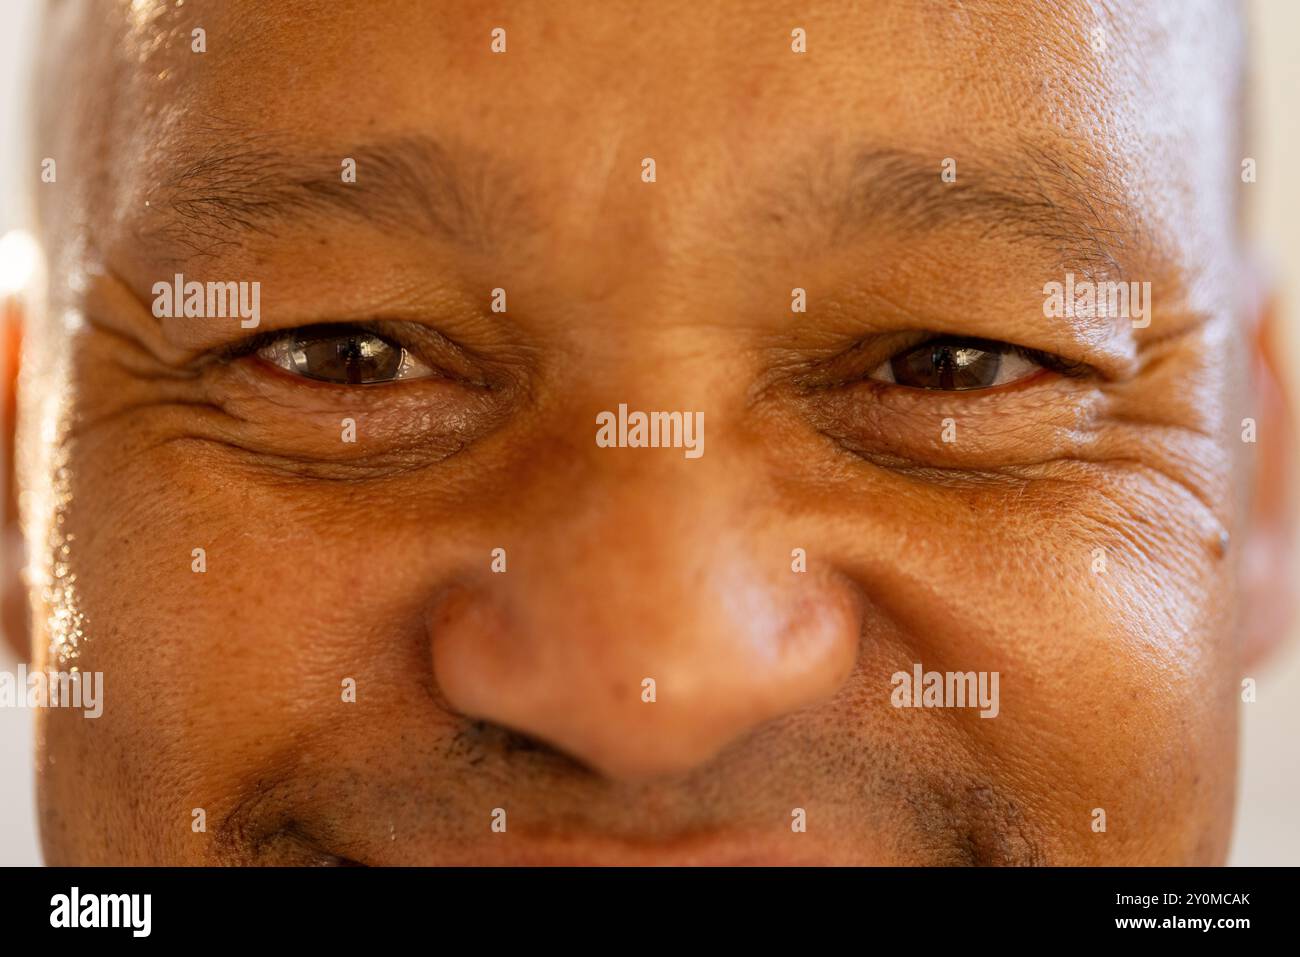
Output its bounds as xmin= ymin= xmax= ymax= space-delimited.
xmin=430 ymin=480 xmax=863 ymax=781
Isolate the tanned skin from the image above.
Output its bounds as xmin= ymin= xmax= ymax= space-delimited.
xmin=4 ymin=0 xmax=1293 ymax=865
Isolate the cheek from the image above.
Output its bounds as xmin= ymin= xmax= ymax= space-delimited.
xmin=33 ymin=439 xmax=226 ymax=862
xmin=41 ymin=423 xmax=485 ymax=857
xmin=795 ymin=453 xmax=1239 ymax=862
xmin=1015 ymin=495 xmax=1238 ymax=863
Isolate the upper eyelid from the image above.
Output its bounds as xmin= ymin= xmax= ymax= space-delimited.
xmin=900 ymin=335 xmax=1092 ymax=379
xmin=213 ymin=320 xmax=473 ymax=372
xmin=213 ymin=321 xmax=408 ymax=362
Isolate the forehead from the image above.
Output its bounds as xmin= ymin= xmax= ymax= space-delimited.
xmin=64 ymin=0 xmax=1243 ymax=295
xmin=111 ymin=0 xmax=1239 ymax=160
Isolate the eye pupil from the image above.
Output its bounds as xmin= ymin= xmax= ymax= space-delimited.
xmin=291 ymin=331 xmax=404 ymax=384
xmin=891 ymin=338 xmax=1003 ymax=390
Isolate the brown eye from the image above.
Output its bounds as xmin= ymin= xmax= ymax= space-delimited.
xmin=256 ymin=325 xmax=434 ymax=385
xmin=874 ymin=337 xmax=1042 ymax=391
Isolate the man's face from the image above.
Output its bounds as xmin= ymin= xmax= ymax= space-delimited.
xmin=17 ymin=0 xmax=1271 ymax=864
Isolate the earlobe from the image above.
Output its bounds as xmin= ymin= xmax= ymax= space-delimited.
xmin=2 ymin=297 xmax=29 ymax=661
xmin=1237 ymin=291 xmax=1297 ymax=670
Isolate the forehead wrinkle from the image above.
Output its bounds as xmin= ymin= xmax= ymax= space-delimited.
xmin=770 ymin=137 xmax=1156 ymax=283
xmin=132 ymin=119 xmax=528 ymax=262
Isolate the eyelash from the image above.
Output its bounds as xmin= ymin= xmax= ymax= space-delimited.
xmin=928 ymin=339 xmax=1091 ymax=378
xmin=212 ymin=322 xmax=387 ymax=363
xmin=1006 ymin=344 xmax=1087 ymax=377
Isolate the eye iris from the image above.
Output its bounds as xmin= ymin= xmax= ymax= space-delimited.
xmin=890 ymin=339 xmax=1002 ymax=390
xmin=290 ymin=333 xmax=403 ymax=384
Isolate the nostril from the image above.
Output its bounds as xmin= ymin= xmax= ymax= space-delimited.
xmin=446 ymin=717 xmax=582 ymax=769
xmin=489 ymin=722 xmax=547 ymax=755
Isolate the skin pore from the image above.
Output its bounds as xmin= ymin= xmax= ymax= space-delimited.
xmin=5 ymin=0 xmax=1294 ymax=864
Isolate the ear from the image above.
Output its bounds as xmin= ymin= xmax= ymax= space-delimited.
xmin=2 ymin=295 xmax=27 ymax=661
xmin=1238 ymin=273 xmax=1297 ymax=670
xmin=1 ymin=295 xmax=26 ymax=660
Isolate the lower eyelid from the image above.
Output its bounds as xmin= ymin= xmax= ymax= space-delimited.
xmin=198 ymin=360 xmax=504 ymax=448
xmin=856 ymin=365 xmax=1061 ymax=399
xmin=805 ymin=373 xmax=1108 ymax=474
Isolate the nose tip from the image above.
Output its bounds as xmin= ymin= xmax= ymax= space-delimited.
xmin=429 ymin=568 xmax=862 ymax=781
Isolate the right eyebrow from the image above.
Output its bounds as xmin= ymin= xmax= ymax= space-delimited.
xmin=137 ymin=131 xmax=528 ymax=259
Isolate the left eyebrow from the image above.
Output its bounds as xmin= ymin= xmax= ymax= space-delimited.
xmin=773 ymin=141 xmax=1154 ymax=282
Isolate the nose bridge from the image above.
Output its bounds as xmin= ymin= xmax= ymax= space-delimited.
xmin=517 ymin=431 xmax=788 ymax=659
xmin=429 ymin=457 xmax=863 ymax=780
xmin=523 ymin=466 xmax=739 ymax=654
